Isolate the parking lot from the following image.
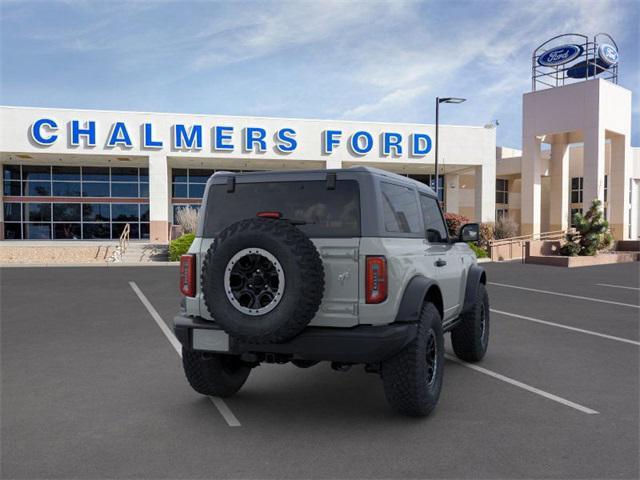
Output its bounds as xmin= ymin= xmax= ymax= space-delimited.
xmin=1 ymin=261 xmax=638 ymax=479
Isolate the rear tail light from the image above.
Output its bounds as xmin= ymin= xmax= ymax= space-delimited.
xmin=257 ymin=211 xmax=282 ymax=219
xmin=365 ymin=256 xmax=387 ymax=304
xmin=179 ymin=254 xmax=196 ymax=297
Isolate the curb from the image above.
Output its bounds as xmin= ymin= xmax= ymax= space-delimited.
xmin=0 ymin=262 xmax=179 ymax=268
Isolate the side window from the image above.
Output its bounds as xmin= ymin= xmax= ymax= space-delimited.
xmin=420 ymin=194 xmax=448 ymax=243
xmin=380 ymin=182 xmax=422 ymax=234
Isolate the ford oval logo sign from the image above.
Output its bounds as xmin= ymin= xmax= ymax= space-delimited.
xmin=598 ymin=44 xmax=618 ymax=66
xmin=538 ymin=44 xmax=583 ymax=67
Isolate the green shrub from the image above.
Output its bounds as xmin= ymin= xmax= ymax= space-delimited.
xmin=169 ymin=233 xmax=195 ymax=261
xmin=467 ymin=242 xmax=488 ymax=258
xmin=560 ymin=199 xmax=613 ymax=256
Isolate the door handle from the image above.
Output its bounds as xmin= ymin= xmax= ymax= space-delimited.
xmin=435 ymin=259 xmax=447 ymax=267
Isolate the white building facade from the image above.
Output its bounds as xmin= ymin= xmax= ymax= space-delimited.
xmin=0 ymin=106 xmax=496 ymax=243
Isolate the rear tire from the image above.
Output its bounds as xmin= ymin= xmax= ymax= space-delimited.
xmin=381 ymin=303 xmax=444 ymax=417
xmin=182 ymin=348 xmax=251 ymax=398
xmin=451 ymin=283 xmax=490 ymax=362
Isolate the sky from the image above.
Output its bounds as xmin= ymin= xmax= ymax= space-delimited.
xmin=1 ymin=0 xmax=638 ymax=149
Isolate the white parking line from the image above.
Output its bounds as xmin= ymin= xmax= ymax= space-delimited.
xmin=445 ymin=354 xmax=599 ymax=415
xmin=596 ymin=283 xmax=640 ymax=291
xmin=129 ymin=281 xmax=241 ymax=427
xmin=491 ymin=309 xmax=640 ymax=347
xmin=489 ymin=282 xmax=640 ymax=309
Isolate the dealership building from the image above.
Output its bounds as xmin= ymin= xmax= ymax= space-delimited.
xmin=0 ymin=34 xmax=638 ymax=245
xmin=0 ymin=106 xmax=497 ymax=243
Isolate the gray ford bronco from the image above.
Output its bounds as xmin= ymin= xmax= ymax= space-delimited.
xmin=174 ymin=167 xmax=489 ymax=416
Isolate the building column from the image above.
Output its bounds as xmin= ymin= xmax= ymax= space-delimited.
xmin=582 ymin=126 xmax=605 ymax=211
xmin=445 ymin=173 xmax=459 ymax=214
xmin=149 ymin=153 xmax=170 ymax=244
xmin=474 ymin=163 xmax=495 ymax=223
xmin=521 ymin=135 xmax=543 ymax=236
xmin=549 ymin=134 xmax=570 ymax=232
xmin=325 ymin=158 xmax=342 ymax=169
xmin=609 ymin=134 xmax=631 ymax=240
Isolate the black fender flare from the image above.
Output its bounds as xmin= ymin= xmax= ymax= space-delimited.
xmin=461 ymin=265 xmax=487 ymax=315
xmin=394 ymin=275 xmax=442 ymax=323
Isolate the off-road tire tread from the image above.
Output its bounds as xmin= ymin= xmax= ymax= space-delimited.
xmin=451 ymin=283 xmax=489 ymax=362
xmin=182 ymin=348 xmax=250 ymax=397
xmin=201 ymin=218 xmax=324 ymax=344
xmin=381 ymin=303 xmax=444 ymax=417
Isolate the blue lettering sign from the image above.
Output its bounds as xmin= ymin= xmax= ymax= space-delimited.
xmin=107 ymin=122 xmax=132 ymax=148
xmin=245 ymin=127 xmax=267 ymax=152
xmin=214 ymin=126 xmax=234 ymax=151
xmin=411 ymin=133 xmax=432 ymax=156
xmin=173 ymin=124 xmax=202 ymax=150
xmin=323 ymin=130 xmax=342 ymax=154
xmin=382 ymin=132 xmax=403 ymax=156
xmin=350 ymin=131 xmax=373 ymax=155
xmin=30 ymin=118 xmax=58 ymax=145
xmin=143 ymin=123 xmax=163 ymax=148
xmin=538 ymin=44 xmax=583 ymax=67
xmin=598 ymin=44 xmax=618 ymax=66
xmin=275 ymin=128 xmax=297 ymax=153
xmin=71 ymin=120 xmax=96 ymax=147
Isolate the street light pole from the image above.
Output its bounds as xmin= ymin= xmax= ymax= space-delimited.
xmin=434 ymin=96 xmax=466 ymax=202
xmin=435 ymin=97 xmax=440 ymax=196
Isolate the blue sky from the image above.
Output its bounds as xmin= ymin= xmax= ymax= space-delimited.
xmin=1 ymin=0 xmax=638 ymax=148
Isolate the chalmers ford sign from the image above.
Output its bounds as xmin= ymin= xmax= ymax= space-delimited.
xmin=29 ymin=118 xmax=434 ymax=157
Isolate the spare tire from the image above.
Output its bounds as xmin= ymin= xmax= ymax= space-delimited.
xmin=201 ymin=217 xmax=325 ymax=343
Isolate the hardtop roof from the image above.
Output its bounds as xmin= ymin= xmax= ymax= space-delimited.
xmin=208 ymin=166 xmax=437 ymax=196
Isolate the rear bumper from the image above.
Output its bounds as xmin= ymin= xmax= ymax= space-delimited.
xmin=174 ymin=314 xmax=417 ymax=364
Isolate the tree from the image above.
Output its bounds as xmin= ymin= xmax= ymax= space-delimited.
xmin=560 ymin=199 xmax=613 ymax=256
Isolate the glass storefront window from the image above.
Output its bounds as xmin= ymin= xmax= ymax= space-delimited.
xmin=3 ymin=165 xmax=149 ymax=240
xmin=25 ymin=181 xmax=51 ymax=196
xmin=4 ymin=202 xmax=21 ymax=221
xmin=54 ymin=223 xmax=81 ymax=239
xmin=82 ymin=167 xmax=109 ymax=182
xmin=83 ymin=223 xmax=110 ymax=239
xmin=3 ymin=165 xmax=21 ymax=181
xmin=25 ymin=203 xmax=51 ymax=222
xmin=53 ymin=204 xmax=81 ymax=221
xmin=83 ymin=203 xmax=110 ymax=221
xmin=24 ymin=223 xmax=52 ymax=239
xmin=4 ymin=223 xmax=22 ymax=239
xmin=82 ymin=182 xmax=110 ymax=197
xmin=52 ymin=166 xmax=80 ymax=181
xmin=111 ymin=183 xmax=139 ymax=197
xmin=112 ymin=203 xmax=139 ymax=221
xmin=53 ymin=182 xmax=81 ymax=197
xmin=3 ymin=201 xmax=148 ymax=240
xmin=22 ymin=165 xmax=51 ymax=181
xmin=188 ymin=183 xmax=206 ymax=198
xmin=3 ymin=181 xmax=21 ymax=196
xmin=111 ymin=167 xmax=138 ymax=181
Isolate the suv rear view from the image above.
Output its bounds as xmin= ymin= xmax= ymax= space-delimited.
xmin=174 ymin=167 xmax=489 ymax=416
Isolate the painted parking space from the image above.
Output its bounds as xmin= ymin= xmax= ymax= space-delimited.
xmin=1 ymin=263 xmax=639 ymax=479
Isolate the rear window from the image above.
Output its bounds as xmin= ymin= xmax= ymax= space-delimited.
xmin=380 ymin=182 xmax=422 ymax=234
xmin=203 ymin=180 xmax=360 ymax=238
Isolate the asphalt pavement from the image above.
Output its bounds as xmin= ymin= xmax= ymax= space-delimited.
xmin=1 ymin=261 xmax=638 ymax=479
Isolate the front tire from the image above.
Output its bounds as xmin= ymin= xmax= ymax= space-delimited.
xmin=451 ymin=283 xmax=490 ymax=362
xmin=381 ymin=303 xmax=444 ymax=417
xmin=182 ymin=348 xmax=251 ymax=398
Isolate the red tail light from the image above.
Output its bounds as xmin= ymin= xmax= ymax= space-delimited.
xmin=365 ymin=256 xmax=387 ymax=304
xmin=257 ymin=211 xmax=282 ymax=219
xmin=179 ymin=254 xmax=196 ymax=297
